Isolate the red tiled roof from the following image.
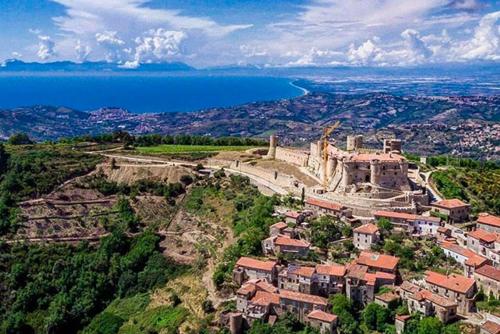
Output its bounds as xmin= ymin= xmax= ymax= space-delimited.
xmin=437 ymin=226 xmax=451 ymax=233
xmin=396 ymin=315 xmax=412 ymax=322
xmin=305 ymin=198 xmax=343 ymax=211
xmin=475 ymin=265 xmax=500 ymax=282
xmin=270 ymin=222 xmax=288 ymax=230
xmin=375 ymin=291 xmax=399 ymax=303
xmin=468 ymin=229 xmax=497 ymax=243
xmin=482 ymin=321 xmax=500 ymax=334
xmin=346 ymin=263 xmax=369 ymax=280
xmin=432 ymin=198 xmax=470 ymax=209
xmin=478 ymin=213 xmax=500 ymax=229
xmin=237 ymin=282 xmax=256 ymax=296
xmin=350 ymin=152 xmax=405 ymax=162
xmin=255 ymin=280 xmax=279 ymax=293
xmin=289 ymin=265 xmax=316 ymax=278
xmin=356 ymin=251 xmax=399 ymax=271
xmin=236 ymin=257 xmax=276 ymax=272
xmin=279 ymin=289 xmax=328 ymax=306
xmin=316 ymin=264 xmax=346 ymax=277
xmin=419 ymin=290 xmax=457 ymax=308
xmin=440 ymin=241 xmax=488 ymax=267
xmin=275 ymin=236 xmax=310 ymax=248
xmin=354 ymin=223 xmax=379 ymax=234
xmin=374 ymin=210 xmax=415 ymax=220
xmin=307 ymin=310 xmax=337 ymax=323
xmin=425 ymin=271 xmax=475 ymax=294
xmin=285 ymin=211 xmax=301 ymax=219
xmin=251 ymin=291 xmax=280 ymax=306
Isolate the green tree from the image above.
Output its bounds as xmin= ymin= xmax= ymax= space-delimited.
xmin=417 ymin=317 xmax=442 ymax=334
xmin=7 ymin=133 xmax=33 ymax=145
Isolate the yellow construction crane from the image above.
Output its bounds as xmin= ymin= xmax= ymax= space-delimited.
xmin=321 ymin=121 xmax=341 ymax=188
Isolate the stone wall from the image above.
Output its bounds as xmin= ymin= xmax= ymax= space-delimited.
xmin=275 ymin=147 xmax=310 ymax=167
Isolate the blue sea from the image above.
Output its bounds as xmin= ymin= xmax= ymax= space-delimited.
xmin=0 ymin=74 xmax=304 ymax=114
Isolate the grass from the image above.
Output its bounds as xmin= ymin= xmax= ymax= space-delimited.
xmin=118 ymin=306 xmax=188 ymax=334
xmin=136 ymin=144 xmax=259 ymax=154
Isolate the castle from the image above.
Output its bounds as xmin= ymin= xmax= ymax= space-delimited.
xmin=265 ymin=134 xmax=428 ymax=215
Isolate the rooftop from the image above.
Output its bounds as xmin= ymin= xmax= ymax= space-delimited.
xmin=250 ymin=291 xmax=280 ymax=306
xmin=478 ymin=213 xmax=500 ymax=229
xmin=354 ymin=223 xmax=379 ymax=235
xmin=305 ymin=197 xmax=344 ymax=211
xmin=349 ymin=152 xmax=405 ymax=163
xmin=468 ymin=229 xmax=497 ymax=243
xmin=375 ymin=291 xmax=400 ymax=303
xmin=356 ymin=251 xmax=399 ymax=271
xmin=432 ymin=198 xmax=470 ymax=209
xmin=316 ymin=264 xmax=346 ymax=277
xmin=270 ymin=222 xmax=288 ymax=230
xmin=286 ymin=265 xmax=316 ymax=278
xmin=425 ymin=270 xmax=475 ymax=294
xmin=475 ymin=264 xmax=500 ymax=282
xmin=481 ymin=321 xmax=500 ymax=334
xmin=279 ymin=289 xmax=328 ymax=306
xmin=374 ymin=210 xmax=441 ymax=223
xmin=440 ymin=241 xmax=488 ymax=267
xmin=275 ymin=236 xmax=310 ymax=248
xmin=307 ymin=310 xmax=338 ymax=323
xmin=284 ymin=211 xmax=301 ymax=219
xmin=236 ymin=257 xmax=277 ymax=272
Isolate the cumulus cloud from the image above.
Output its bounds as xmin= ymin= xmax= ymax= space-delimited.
xmin=347 ymin=39 xmax=384 ymax=65
xmin=37 ymin=35 xmax=56 ymax=60
xmin=11 ymin=52 xmax=23 ymax=59
xmin=75 ymin=40 xmax=91 ymax=61
xmin=458 ymin=11 xmax=500 ymax=60
xmin=401 ymin=29 xmax=433 ymax=61
xmin=95 ymin=31 xmax=126 ymax=62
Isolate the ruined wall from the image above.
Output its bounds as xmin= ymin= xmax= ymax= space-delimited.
xmin=275 ymin=147 xmax=310 ymax=167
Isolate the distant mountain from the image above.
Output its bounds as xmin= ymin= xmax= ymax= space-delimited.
xmin=0 ymin=59 xmax=195 ymax=72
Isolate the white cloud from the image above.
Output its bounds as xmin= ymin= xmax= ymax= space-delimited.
xmin=11 ymin=52 xmax=23 ymax=59
xmin=95 ymin=31 xmax=126 ymax=62
xmin=134 ymin=29 xmax=186 ymax=62
xmin=458 ymin=11 xmax=500 ymax=60
xmin=37 ymin=35 xmax=56 ymax=60
xmin=347 ymin=39 xmax=383 ymax=65
xmin=75 ymin=40 xmax=91 ymax=61
xmin=401 ymin=29 xmax=433 ymax=61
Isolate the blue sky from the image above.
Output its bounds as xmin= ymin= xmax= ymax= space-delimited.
xmin=0 ymin=0 xmax=498 ymax=67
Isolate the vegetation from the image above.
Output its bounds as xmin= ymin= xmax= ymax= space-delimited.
xmin=7 ymin=133 xmax=34 ymax=146
xmin=307 ymin=215 xmax=343 ymax=249
xmin=136 ymin=144 xmax=259 ymax=154
xmin=247 ymin=313 xmax=319 ymax=334
xmin=0 ymin=229 xmax=187 ymax=333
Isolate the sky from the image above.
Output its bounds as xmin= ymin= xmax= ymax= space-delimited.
xmin=0 ymin=0 xmax=498 ymax=68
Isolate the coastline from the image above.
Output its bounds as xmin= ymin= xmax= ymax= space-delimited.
xmin=289 ymin=80 xmax=310 ymax=96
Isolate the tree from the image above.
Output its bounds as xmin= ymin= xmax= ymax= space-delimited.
xmin=362 ymin=303 xmax=391 ymax=332
xmin=417 ymin=317 xmax=442 ymax=334
xmin=7 ymin=133 xmax=33 ymax=145
xmin=0 ymin=143 xmax=9 ymax=174
xmin=309 ymin=216 xmax=341 ymax=249
xmin=377 ymin=218 xmax=393 ymax=236
xmin=330 ymin=294 xmax=358 ymax=334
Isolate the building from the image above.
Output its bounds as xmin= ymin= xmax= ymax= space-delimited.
xmin=278 ymin=265 xmax=317 ymax=295
xmin=425 ymin=271 xmax=476 ymax=315
xmin=284 ymin=211 xmax=304 ymax=225
xmin=262 ymin=235 xmax=310 ymax=257
xmin=374 ymin=290 xmax=400 ymax=308
xmin=356 ymin=251 xmax=400 ymax=274
xmin=467 ymin=229 xmax=499 ymax=267
xmin=373 ymin=210 xmax=441 ymax=236
xmin=477 ymin=213 xmax=500 ymax=234
xmin=279 ymin=289 xmax=328 ymax=322
xmin=399 ymin=281 xmax=458 ymax=323
xmin=440 ymin=241 xmax=489 ymax=277
xmin=474 ymin=265 xmax=500 ymax=298
xmin=353 ymin=223 xmax=380 ymax=250
xmin=305 ymin=198 xmax=351 ymax=218
xmin=315 ymin=263 xmax=346 ymax=296
xmin=431 ymin=199 xmax=471 ymax=224
xmin=480 ymin=320 xmax=500 ymax=334
xmin=233 ymin=257 xmax=278 ymax=285
xmin=395 ymin=314 xmax=412 ymax=334
xmin=306 ymin=310 xmax=338 ymax=334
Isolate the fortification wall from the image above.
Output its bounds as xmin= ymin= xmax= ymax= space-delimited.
xmin=275 ymin=147 xmax=310 ymax=167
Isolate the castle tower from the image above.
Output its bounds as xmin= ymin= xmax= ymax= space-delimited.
xmin=326 ymin=156 xmax=336 ymax=181
xmin=347 ymin=135 xmax=363 ymax=151
xmin=266 ymin=134 xmax=277 ymax=159
xmin=383 ymin=139 xmax=402 ymax=154
xmin=370 ymin=159 xmax=381 ymax=185
xmin=399 ymin=160 xmax=408 ymax=176
xmin=341 ymin=158 xmax=353 ymax=189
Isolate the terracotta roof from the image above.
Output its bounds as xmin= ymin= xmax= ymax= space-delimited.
xmin=307 ymin=310 xmax=337 ymax=323
xmin=482 ymin=321 xmax=500 ymax=334
xmin=255 ymin=280 xmax=279 ymax=293
xmin=316 ymin=264 xmax=346 ymax=277
xmin=251 ymin=291 xmax=280 ymax=306
xmin=354 ymin=223 xmax=379 ymax=234
xmin=288 ymin=265 xmax=316 ymax=278
xmin=400 ymin=281 xmax=420 ymax=294
xmin=468 ymin=229 xmax=497 ymax=243
xmin=356 ymin=251 xmax=399 ymax=271
xmin=374 ymin=210 xmax=415 ymax=220
xmin=432 ymin=198 xmax=470 ymax=209
xmin=270 ymin=222 xmax=288 ymax=230
xmin=346 ymin=263 xmax=368 ymax=280
xmin=440 ymin=241 xmax=488 ymax=267
xmin=375 ymin=291 xmax=399 ymax=303
xmin=285 ymin=211 xmax=301 ymax=219
xmin=305 ymin=198 xmax=343 ymax=211
xmin=425 ymin=271 xmax=475 ymax=294
xmin=475 ymin=265 xmax=500 ymax=282
xmin=279 ymin=289 xmax=328 ymax=306
xmin=437 ymin=226 xmax=451 ymax=233
xmin=237 ymin=282 xmax=256 ymax=296
xmin=419 ymin=290 xmax=457 ymax=308
xmin=275 ymin=236 xmax=310 ymax=248
xmin=349 ymin=152 xmax=405 ymax=162
xmin=236 ymin=257 xmax=277 ymax=272
xmin=478 ymin=213 xmax=500 ymax=229
xmin=396 ymin=315 xmax=412 ymax=322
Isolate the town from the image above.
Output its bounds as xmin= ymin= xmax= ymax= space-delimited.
xmin=219 ymin=132 xmax=500 ymax=334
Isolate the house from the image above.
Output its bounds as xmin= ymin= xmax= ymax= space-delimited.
xmin=431 ymin=199 xmax=470 ymax=224
xmin=440 ymin=241 xmax=489 ymax=277
xmin=353 ymin=223 xmax=380 ymax=250
xmin=373 ymin=210 xmax=441 ymax=236
xmin=262 ymin=235 xmax=310 ymax=257
xmin=345 ymin=263 xmax=396 ymax=306
xmin=437 ymin=226 xmax=452 ymax=241
xmin=233 ymin=257 xmax=278 ymax=285
xmin=399 ymin=281 xmax=458 ymax=324
xmin=278 ymin=265 xmax=317 ymax=295
xmin=425 ymin=271 xmax=476 ymax=315
xmin=236 ymin=279 xmax=278 ymax=313
xmin=270 ymin=222 xmax=288 ymax=237
xmin=480 ymin=320 xmax=500 ymax=334
xmin=305 ymin=198 xmax=352 ymax=218
xmin=467 ymin=229 xmax=499 ymax=267
xmin=279 ymin=289 xmax=328 ymax=322
xmin=374 ymin=290 xmax=400 ymax=308
xmin=474 ymin=264 xmax=500 ymax=298
xmin=477 ymin=213 xmax=500 ymax=234
xmin=395 ymin=314 xmax=412 ymax=334
xmin=355 ymin=251 xmax=400 ymax=274
xmin=284 ymin=211 xmax=304 ymax=225
xmin=315 ymin=263 xmax=346 ymax=296
xmin=306 ymin=310 xmax=338 ymax=334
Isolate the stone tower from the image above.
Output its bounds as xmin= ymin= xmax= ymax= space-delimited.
xmin=347 ymin=135 xmax=363 ymax=151
xmin=266 ymin=134 xmax=277 ymax=159
xmin=370 ymin=159 xmax=381 ymax=185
